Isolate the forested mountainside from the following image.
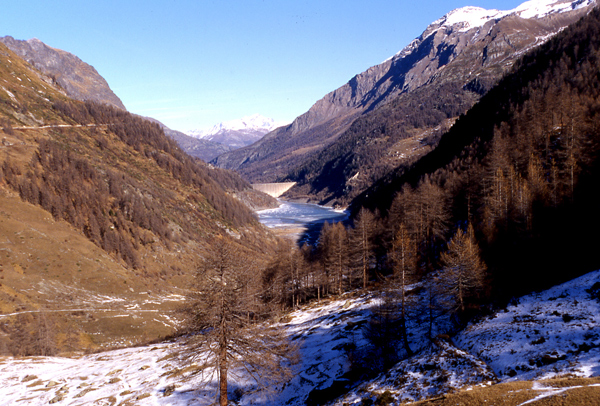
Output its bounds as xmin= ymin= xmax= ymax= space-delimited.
xmin=0 ymin=41 xmax=277 ymax=353
xmin=214 ymin=0 xmax=595 ymax=208
xmin=350 ymin=4 xmax=600 ymax=300
xmin=0 ymin=36 xmax=126 ymax=110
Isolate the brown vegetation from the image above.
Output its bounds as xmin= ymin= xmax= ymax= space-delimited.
xmin=0 ymin=42 xmax=277 ymax=353
xmin=410 ymin=377 xmax=600 ymax=406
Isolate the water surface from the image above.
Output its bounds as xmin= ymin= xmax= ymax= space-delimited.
xmin=257 ymin=201 xmax=347 ymax=244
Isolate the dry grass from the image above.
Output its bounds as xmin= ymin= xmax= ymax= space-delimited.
xmin=408 ymin=377 xmax=600 ymax=406
xmin=0 ymin=191 xmax=187 ymax=351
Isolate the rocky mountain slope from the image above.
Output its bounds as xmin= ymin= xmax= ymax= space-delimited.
xmin=0 ymin=36 xmax=126 ymax=110
xmin=0 ymin=36 xmax=233 ymax=163
xmin=213 ymin=0 xmax=596 ymax=206
xmin=187 ymin=114 xmax=285 ymax=149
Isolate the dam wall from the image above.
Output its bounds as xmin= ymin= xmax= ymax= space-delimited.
xmin=252 ymin=182 xmax=296 ymax=198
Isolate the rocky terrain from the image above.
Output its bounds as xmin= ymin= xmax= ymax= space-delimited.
xmin=0 ymin=36 xmax=126 ymax=111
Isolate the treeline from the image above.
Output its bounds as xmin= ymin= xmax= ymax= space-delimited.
xmin=351 ymin=6 xmax=600 ymax=299
xmin=261 ymin=205 xmax=486 ymax=367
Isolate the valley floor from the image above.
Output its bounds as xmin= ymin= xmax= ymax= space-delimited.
xmin=0 ymin=270 xmax=599 ymax=405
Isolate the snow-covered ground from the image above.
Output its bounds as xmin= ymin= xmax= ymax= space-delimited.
xmin=0 ymin=294 xmax=382 ymax=405
xmin=0 ymin=270 xmax=599 ymax=405
xmin=454 ymin=269 xmax=600 ymax=381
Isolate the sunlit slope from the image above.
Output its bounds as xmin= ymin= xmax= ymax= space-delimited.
xmin=0 ymin=42 xmax=276 ymax=351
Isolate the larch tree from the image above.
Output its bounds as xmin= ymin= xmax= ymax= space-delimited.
xmin=438 ymin=223 xmax=487 ymax=315
xmin=178 ymin=238 xmax=296 ymax=406
xmin=331 ymin=221 xmax=350 ymax=294
xmin=350 ymin=207 xmax=377 ymax=289
xmin=390 ymin=222 xmax=416 ymax=356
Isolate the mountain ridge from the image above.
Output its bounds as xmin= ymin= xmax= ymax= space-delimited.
xmin=212 ymin=0 xmax=596 ymax=206
xmin=0 ymin=36 xmax=126 ymax=111
xmin=0 ymin=40 xmax=277 ymax=351
xmin=187 ymin=114 xmax=287 ymax=149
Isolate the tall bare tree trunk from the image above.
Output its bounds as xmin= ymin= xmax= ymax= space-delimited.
xmin=219 ymin=342 xmax=228 ymax=406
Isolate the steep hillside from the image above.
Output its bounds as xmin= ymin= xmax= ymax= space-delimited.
xmin=0 ymin=36 xmax=126 ymax=110
xmin=353 ymin=4 xmax=600 ymax=299
xmin=213 ymin=0 xmax=595 ymax=207
xmin=0 ymin=36 xmax=241 ymax=163
xmin=0 ymin=41 xmax=277 ymax=352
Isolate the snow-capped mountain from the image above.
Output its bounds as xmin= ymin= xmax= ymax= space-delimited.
xmin=424 ymin=0 xmax=594 ymax=35
xmin=213 ymin=0 xmax=596 ymax=198
xmin=187 ymin=114 xmax=287 ymax=149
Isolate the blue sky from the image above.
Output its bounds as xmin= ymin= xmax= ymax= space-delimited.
xmin=0 ymin=0 xmax=524 ymax=132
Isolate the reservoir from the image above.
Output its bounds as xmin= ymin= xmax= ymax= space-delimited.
xmin=257 ymin=201 xmax=348 ymax=245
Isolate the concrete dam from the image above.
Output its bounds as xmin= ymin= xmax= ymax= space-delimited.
xmin=252 ymin=182 xmax=296 ymax=198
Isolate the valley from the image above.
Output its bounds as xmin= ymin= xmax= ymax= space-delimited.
xmin=1 ymin=0 xmax=600 ymax=405
xmin=257 ymin=200 xmax=347 ymax=244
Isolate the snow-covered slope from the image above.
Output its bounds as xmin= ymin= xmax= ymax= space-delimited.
xmin=423 ymin=0 xmax=595 ymax=35
xmin=186 ymin=114 xmax=287 ymax=149
xmin=454 ymin=268 xmax=600 ymax=381
xmin=1 ymin=270 xmax=599 ymax=405
xmin=335 ymin=270 xmax=600 ymax=405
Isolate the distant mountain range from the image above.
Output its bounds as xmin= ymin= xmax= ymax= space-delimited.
xmin=212 ymin=0 xmax=596 ymax=205
xmin=187 ymin=114 xmax=287 ymax=149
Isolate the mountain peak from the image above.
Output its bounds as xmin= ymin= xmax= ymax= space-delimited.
xmin=186 ymin=114 xmax=288 ymax=149
xmin=189 ymin=114 xmax=285 ymax=137
xmin=392 ymin=0 xmax=595 ymax=63
xmin=0 ymin=36 xmax=127 ymax=111
xmin=432 ymin=6 xmax=503 ymax=33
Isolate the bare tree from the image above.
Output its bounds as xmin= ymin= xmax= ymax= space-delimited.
xmin=178 ymin=238 xmax=296 ymax=406
xmin=390 ymin=222 xmax=416 ymax=356
xmin=350 ymin=207 xmax=377 ymax=289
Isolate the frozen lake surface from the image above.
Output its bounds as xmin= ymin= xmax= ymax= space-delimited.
xmin=257 ymin=201 xmax=347 ymax=244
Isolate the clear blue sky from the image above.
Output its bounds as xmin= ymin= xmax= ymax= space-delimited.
xmin=0 ymin=0 xmax=524 ymax=132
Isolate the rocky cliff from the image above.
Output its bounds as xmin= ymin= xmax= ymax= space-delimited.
xmin=0 ymin=36 xmax=126 ymax=110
